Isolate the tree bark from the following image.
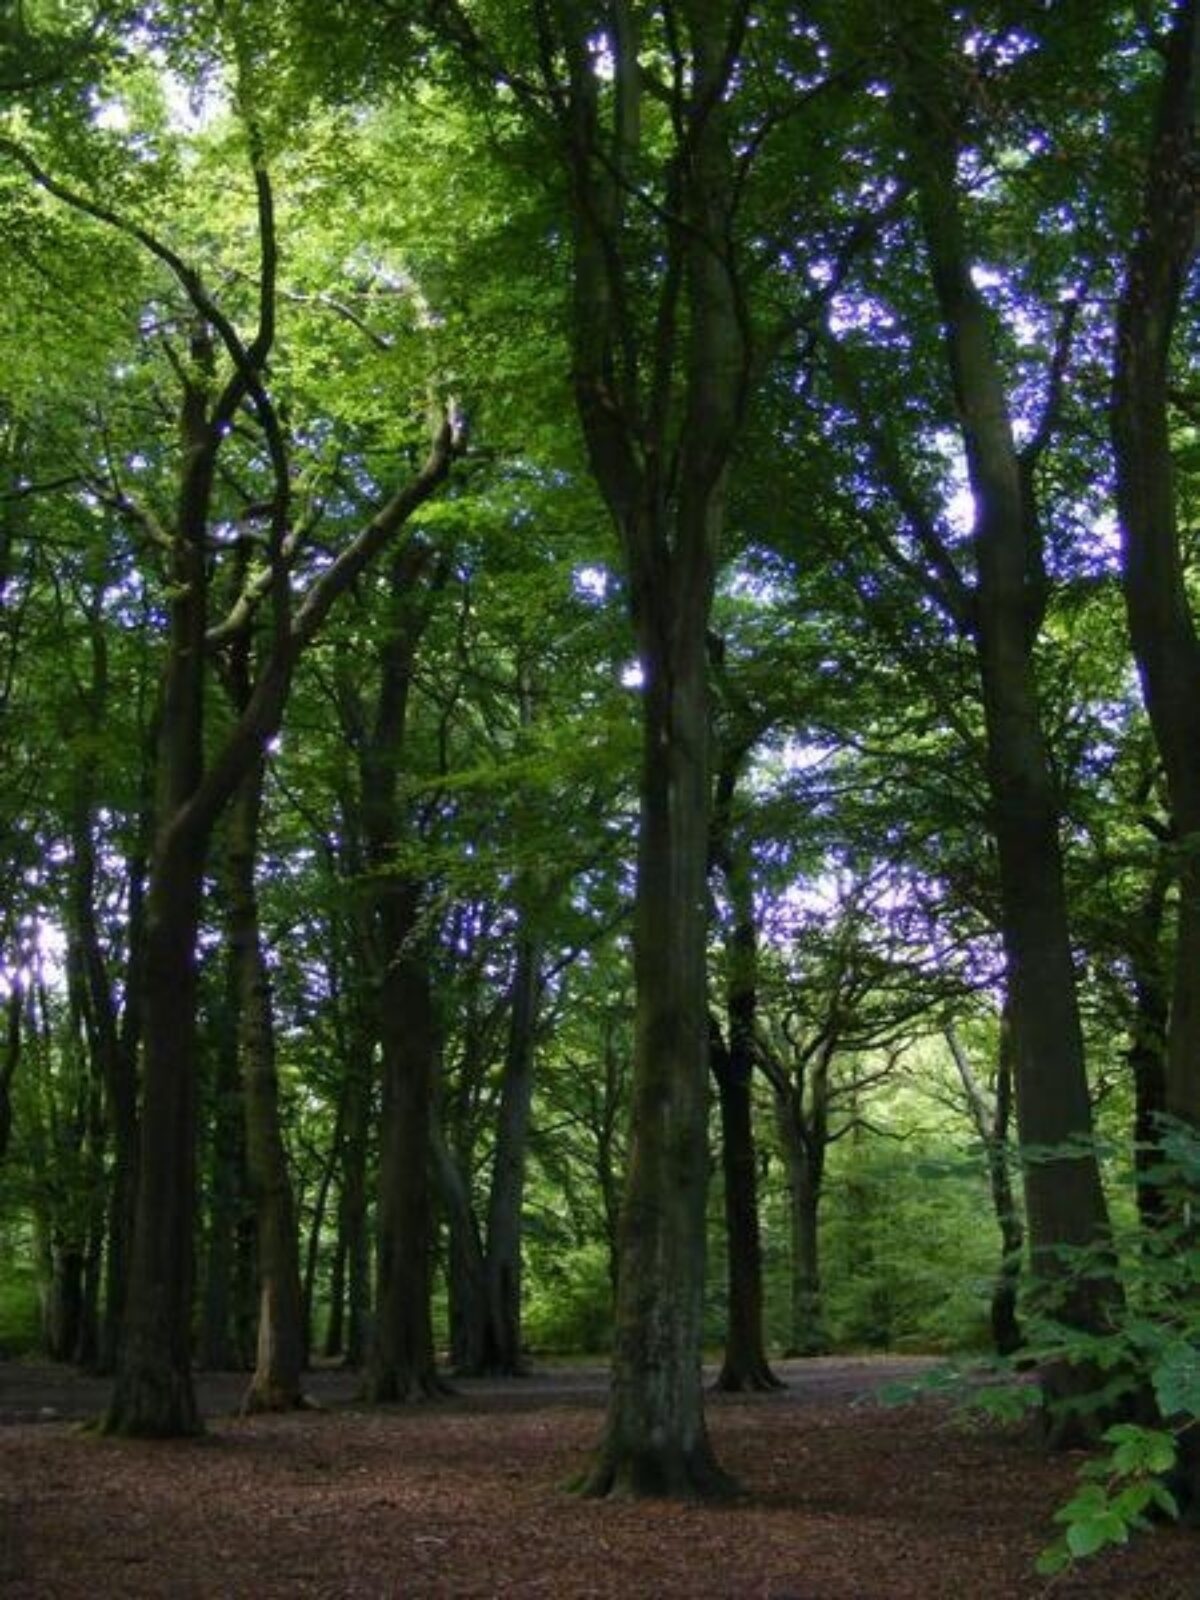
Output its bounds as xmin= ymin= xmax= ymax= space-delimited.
xmin=225 ymin=758 xmax=307 ymax=1413
xmin=1112 ymin=0 xmax=1200 ymax=1135
xmin=433 ymin=1115 xmax=489 ymax=1377
xmin=482 ymin=926 xmax=542 ymax=1375
xmin=105 ymin=349 xmax=213 ymax=1434
xmin=199 ymin=944 xmax=251 ymax=1372
xmin=711 ymin=1021 xmax=783 ymax=1387
xmin=365 ymin=903 xmax=443 ymax=1401
xmin=708 ymin=738 xmax=781 ymax=1391
xmin=355 ymin=546 xmax=447 ymax=1404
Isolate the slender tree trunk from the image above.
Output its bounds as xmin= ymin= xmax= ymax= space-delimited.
xmin=709 ymin=742 xmax=781 ymax=1391
xmin=198 ymin=953 xmax=250 ymax=1371
xmin=482 ymin=928 xmax=542 ymax=1375
xmin=433 ymin=1117 xmax=488 ymax=1377
xmin=1126 ymin=861 xmax=1171 ymax=1231
xmin=303 ymin=1098 xmax=342 ymax=1360
xmin=103 ymin=807 xmax=148 ymax=1372
xmin=226 ymin=760 xmax=307 ymax=1413
xmin=338 ymin=1053 xmax=372 ymax=1370
xmin=775 ymin=1095 xmax=828 ymax=1359
xmin=711 ymin=1021 xmax=782 ymax=1388
xmin=0 ymin=987 xmax=19 ymax=1163
xmin=945 ymin=1021 xmax=1024 ymax=1358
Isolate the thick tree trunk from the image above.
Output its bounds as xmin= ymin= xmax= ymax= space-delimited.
xmin=103 ymin=343 xmax=214 ymax=1437
xmin=1112 ymin=0 xmax=1200 ymax=1134
xmin=560 ymin=0 xmax=748 ymax=1497
xmin=357 ymin=548 xmax=446 ymax=1404
xmin=105 ymin=832 xmax=205 ymax=1435
xmin=1110 ymin=0 xmax=1200 ymax=1504
xmin=581 ymin=602 xmax=729 ymax=1496
xmin=365 ymin=901 xmax=443 ymax=1401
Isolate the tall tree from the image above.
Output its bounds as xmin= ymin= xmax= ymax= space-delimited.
xmin=1111 ymin=0 xmax=1200 ymax=1138
xmin=819 ymin=2 xmax=1124 ymax=1431
xmin=507 ymin=0 xmax=755 ymax=1495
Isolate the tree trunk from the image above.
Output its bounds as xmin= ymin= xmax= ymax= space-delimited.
xmin=0 ymin=987 xmax=19 ymax=1164
xmin=303 ymin=1100 xmax=342 ymax=1362
xmin=105 ymin=830 xmax=205 ymax=1435
xmin=711 ymin=1026 xmax=782 ymax=1389
xmin=482 ymin=928 xmax=542 ymax=1375
xmin=1112 ymin=0 xmax=1200 ymax=1135
xmin=1119 ymin=856 xmax=1172 ymax=1231
xmin=945 ymin=1021 xmax=1024 ymax=1358
xmin=709 ymin=744 xmax=781 ymax=1392
xmin=357 ymin=547 xmax=446 ymax=1404
xmin=198 ymin=957 xmax=251 ymax=1372
xmin=1110 ymin=0 xmax=1200 ymax=1504
xmin=776 ymin=1096 xmax=828 ymax=1359
xmin=365 ymin=895 xmax=443 ymax=1401
xmin=552 ymin=1 xmax=748 ymax=1499
xmin=433 ymin=1117 xmax=488 ymax=1377
xmin=337 ymin=1052 xmax=373 ymax=1369
xmin=583 ymin=611 xmax=726 ymax=1494
xmin=226 ymin=759 xmax=307 ymax=1413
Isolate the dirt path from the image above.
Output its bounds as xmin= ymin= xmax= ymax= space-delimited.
xmin=0 ymin=1353 xmax=937 ymax=1425
xmin=2 ymin=1356 xmax=1197 ymax=1597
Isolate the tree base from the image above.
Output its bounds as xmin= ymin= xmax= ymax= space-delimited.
xmin=1038 ymin=1357 xmax=1145 ymax=1450
xmin=102 ymin=1367 xmax=203 ymax=1439
xmin=361 ymin=1368 xmax=455 ymax=1405
xmin=712 ymin=1358 xmax=786 ymax=1393
xmin=240 ymin=1379 xmax=313 ymax=1416
xmin=573 ymin=1440 xmax=739 ymax=1501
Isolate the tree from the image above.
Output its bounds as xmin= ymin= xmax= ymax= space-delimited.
xmin=815 ymin=2 xmax=1125 ymax=1434
xmin=1111 ymin=0 xmax=1200 ymax=1141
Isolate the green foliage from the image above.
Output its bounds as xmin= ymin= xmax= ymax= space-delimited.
xmin=0 ymin=1186 xmax=40 ymax=1355
xmin=523 ymin=1240 xmax=613 ymax=1357
xmin=1036 ymin=1428 xmax=1182 ymax=1577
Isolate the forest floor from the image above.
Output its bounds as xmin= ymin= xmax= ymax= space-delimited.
xmin=2 ymin=1354 xmax=1198 ymax=1598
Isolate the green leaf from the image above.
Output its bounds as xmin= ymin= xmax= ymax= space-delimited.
xmin=1152 ymin=1343 xmax=1200 ymax=1418
xmin=1035 ymin=1541 xmax=1071 ymax=1577
xmin=1104 ymin=1423 xmax=1178 ymax=1476
xmin=1065 ymin=1514 xmax=1126 ymax=1559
